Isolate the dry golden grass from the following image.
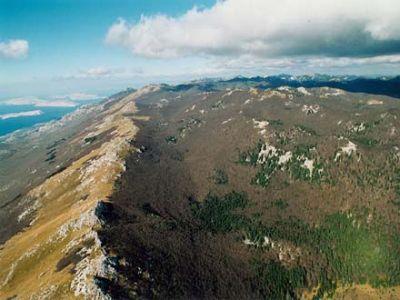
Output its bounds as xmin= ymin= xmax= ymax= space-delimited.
xmin=0 ymin=92 xmax=140 ymax=299
xmin=333 ymin=284 xmax=400 ymax=300
xmin=301 ymin=281 xmax=400 ymax=299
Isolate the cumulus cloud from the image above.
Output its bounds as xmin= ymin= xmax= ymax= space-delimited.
xmin=0 ymin=110 xmax=43 ymax=120
xmin=1 ymin=97 xmax=77 ymax=107
xmin=0 ymin=39 xmax=29 ymax=59
xmin=105 ymin=0 xmax=400 ymax=59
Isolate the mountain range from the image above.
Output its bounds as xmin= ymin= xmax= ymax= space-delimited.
xmin=1 ymin=75 xmax=400 ymax=299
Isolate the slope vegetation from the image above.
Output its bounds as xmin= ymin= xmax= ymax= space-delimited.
xmin=101 ymin=84 xmax=400 ymax=299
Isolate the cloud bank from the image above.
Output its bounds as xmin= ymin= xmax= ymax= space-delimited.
xmin=55 ymin=92 xmax=103 ymax=101
xmin=105 ymin=0 xmax=400 ymax=60
xmin=2 ymin=97 xmax=77 ymax=107
xmin=79 ymin=67 xmax=113 ymax=78
xmin=0 ymin=110 xmax=42 ymax=120
xmin=0 ymin=39 xmax=29 ymax=59
xmin=56 ymin=66 xmax=144 ymax=81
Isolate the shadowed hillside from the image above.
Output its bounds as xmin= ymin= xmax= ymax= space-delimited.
xmin=99 ymin=83 xmax=400 ymax=299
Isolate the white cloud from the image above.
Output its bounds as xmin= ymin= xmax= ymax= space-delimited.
xmin=55 ymin=66 xmax=144 ymax=81
xmin=0 ymin=39 xmax=29 ymax=59
xmin=0 ymin=110 xmax=42 ymax=120
xmin=1 ymin=97 xmax=77 ymax=107
xmin=34 ymin=100 xmax=76 ymax=107
xmin=304 ymin=55 xmax=400 ymax=68
xmin=210 ymin=54 xmax=400 ymax=74
xmin=54 ymin=67 xmax=114 ymax=80
xmin=105 ymin=0 xmax=400 ymax=59
xmin=82 ymin=67 xmax=112 ymax=78
xmin=55 ymin=92 xmax=103 ymax=101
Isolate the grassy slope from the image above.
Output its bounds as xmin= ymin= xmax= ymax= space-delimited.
xmin=0 ymin=91 xmax=141 ymax=299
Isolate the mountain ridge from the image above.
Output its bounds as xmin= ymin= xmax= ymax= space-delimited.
xmin=1 ymin=76 xmax=400 ymax=299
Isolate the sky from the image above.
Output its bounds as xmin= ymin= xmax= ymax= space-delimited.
xmin=1 ymin=0 xmax=400 ymax=99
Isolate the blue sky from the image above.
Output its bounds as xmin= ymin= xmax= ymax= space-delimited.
xmin=0 ymin=0 xmax=216 ymax=97
xmin=1 ymin=0 xmax=400 ymax=99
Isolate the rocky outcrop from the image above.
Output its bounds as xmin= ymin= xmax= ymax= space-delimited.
xmin=0 ymin=87 xmax=153 ymax=299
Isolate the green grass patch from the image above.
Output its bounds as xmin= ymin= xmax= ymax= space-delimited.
xmin=192 ymin=190 xmax=400 ymax=297
xmin=292 ymin=144 xmax=315 ymax=156
xmin=251 ymin=155 xmax=279 ymax=187
xmin=272 ymin=199 xmax=289 ymax=210
xmin=394 ymin=168 xmax=400 ymax=199
xmin=239 ymin=142 xmax=328 ymax=187
xmin=277 ymin=136 xmax=290 ymax=146
xmin=237 ymin=140 xmax=263 ymax=166
xmin=252 ymin=259 xmax=307 ymax=299
xmin=352 ymin=136 xmax=379 ymax=148
xmin=247 ymin=212 xmax=400 ymax=297
xmin=269 ymin=119 xmax=284 ymax=126
xmin=191 ymin=191 xmax=248 ymax=233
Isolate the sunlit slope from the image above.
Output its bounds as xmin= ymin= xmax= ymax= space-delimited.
xmin=0 ymin=88 xmax=153 ymax=299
